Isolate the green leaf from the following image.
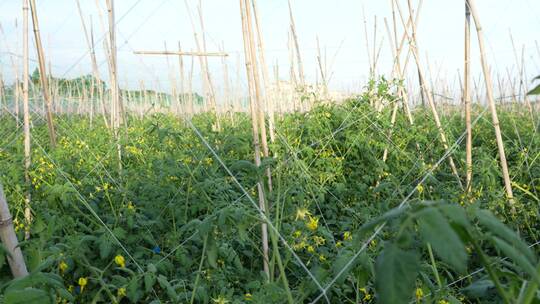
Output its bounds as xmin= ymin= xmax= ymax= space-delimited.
xmin=4 ymin=288 xmax=50 ymax=304
xmin=206 ymin=237 xmax=218 ymax=269
xmin=437 ymin=204 xmax=471 ymax=229
xmin=144 ymin=273 xmax=156 ymax=293
xmin=527 ymin=84 xmax=540 ymax=95
xmin=157 ymin=275 xmax=177 ymax=301
xmin=98 ymin=235 xmax=112 ymax=259
xmin=475 ymin=209 xmax=536 ymax=264
xmin=417 ymin=207 xmax=468 ymax=273
xmin=462 ymin=280 xmax=495 ymax=298
xmin=375 ymin=243 xmax=419 ymax=304
xmin=490 ymin=236 xmax=540 ymax=284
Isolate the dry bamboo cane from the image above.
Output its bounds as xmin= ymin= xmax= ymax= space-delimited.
xmin=178 ymin=42 xmax=186 ymax=116
xmin=163 ymin=42 xmax=179 ymax=114
xmin=220 ymin=42 xmax=232 ymax=120
xmin=509 ymin=32 xmax=534 ymax=121
xmin=197 ymin=2 xmax=220 ymax=129
xmin=288 ymin=0 xmax=305 ymax=88
xmin=245 ymin=0 xmax=272 ymax=192
xmin=466 ymin=0 xmax=515 ymax=207
xmin=251 ymin=0 xmax=276 ymax=143
xmin=244 ymin=1 xmax=272 ymax=182
xmin=464 ymin=0 xmax=473 ymax=192
xmin=22 ymin=0 xmax=32 ymax=240
xmin=76 ymin=1 xmax=109 ymax=128
xmin=0 ymin=184 xmax=28 ymax=278
xmin=287 ymin=32 xmax=297 ymax=111
xmin=239 ymin=0 xmax=270 ymax=279
xmin=28 ymin=0 xmax=56 ymax=147
xmin=316 ymin=36 xmax=329 ymax=99
xmin=390 ymin=0 xmax=422 ymax=125
xmin=398 ymin=0 xmax=463 ymax=188
xmin=105 ymin=0 xmax=123 ymax=172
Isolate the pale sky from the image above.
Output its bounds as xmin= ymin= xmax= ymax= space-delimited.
xmin=1 ymin=0 xmax=539 ymax=96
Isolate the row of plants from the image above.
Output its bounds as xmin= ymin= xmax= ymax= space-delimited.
xmin=0 ymin=79 xmax=538 ymax=303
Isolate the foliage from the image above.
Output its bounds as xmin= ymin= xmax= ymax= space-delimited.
xmin=0 ymin=80 xmax=539 ymax=303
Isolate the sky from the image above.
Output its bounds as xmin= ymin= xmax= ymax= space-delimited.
xmin=0 ymin=0 xmax=539 ymax=97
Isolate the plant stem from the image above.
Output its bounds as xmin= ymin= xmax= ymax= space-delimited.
xmin=470 ymin=237 xmax=512 ymax=303
xmin=268 ymin=224 xmax=294 ymax=304
xmin=427 ymin=243 xmax=442 ymax=289
xmin=190 ymin=235 xmax=208 ymax=304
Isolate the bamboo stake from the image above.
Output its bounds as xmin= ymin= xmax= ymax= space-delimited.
xmin=288 ymin=0 xmax=305 ymax=88
xmin=251 ymin=0 xmax=276 ymax=143
xmin=464 ymin=0 xmax=472 ymax=192
xmin=396 ymin=0 xmax=463 ymax=188
xmin=75 ymin=1 xmax=109 ymax=129
xmin=466 ymin=0 xmax=515 ymax=207
xmin=239 ymin=0 xmax=270 ymax=279
xmin=178 ymin=42 xmax=186 ymax=115
xmin=28 ymin=0 xmax=56 ymax=147
xmin=105 ymin=0 xmax=123 ymax=172
xmin=22 ymin=0 xmax=32 ymax=240
xmin=134 ymin=50 xmax=228 ymax=57
xmin=197 ymin=1 xmax=220 ymax=129
xmin=0 ymin=184 xmax=28 ymax=278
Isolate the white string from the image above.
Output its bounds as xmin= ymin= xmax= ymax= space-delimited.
xmin=309 ymin=106 xmax=489 ymax=303
xmin=186 ymin=118 xmax=331 ymax=304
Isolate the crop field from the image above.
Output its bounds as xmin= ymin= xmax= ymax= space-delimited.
xmin=1 ymin=0 xmax=540 ymax=304
xmin=1 ymin=93 xmax=540 ymax=303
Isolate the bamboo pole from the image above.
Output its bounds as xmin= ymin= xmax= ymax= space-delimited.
xmin=239 ymin=0 xmax=270 ymax=279
xmin=288 ymin=0 xmax=305 ymax=88
xmin=22 ymin=0 xmax=32 ymax=240
xmin=134 ymin=50 xmax=228 ymax=57
xmin=464 ymin=1 xmax=472 ymax=192
xmin=105 ymin=0 xmax=123 ymax=172
xmin=197 ymin=1 xmax=220 ymax=129
xmin=75 ymin=1 xmax=109 ymax=129
xmin=397 ymin=0 xmax=463 ymax=188
xmin=245 ymin=0 xmax=272 ymax=192
xmin=28 ymin=0 xmax=56 ymax=147
xmin=0 ymin=184 xmax=28 ymax=278
xmin=466 ymin=0 xmax=515 ymax=207
xmin=251 ymin=0 xmax=276 ymax=143
xmin=178 ymin=42 xmax=186 ymax=115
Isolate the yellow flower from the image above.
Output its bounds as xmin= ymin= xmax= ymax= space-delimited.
xmin=438 ymin=300 xmax=449 ymax=304
xmin=117 ymin=287 xmax=126 ymax=298
xmin=78 ymin=277 xmax=88 ymax=292
xmin=59 ymin=261 xmax=68 ymax=273
xmin=244 ymin=293 xmax=252 ymax=301
xmin=127 ymin=201 xmax=135 ymax=212
xmin=319 ymin=254 xmax=327 ymax=262
xmin=313 ymin=236 xmax=326 ymax=246
xmin=292 ymin=239 xmax=307 ymax=251
xmin=307 ymin=245 xmax=315 ymax=253
xmin=212 ymin=295 xmax=230 ymax=304
xmin=306 ymin=216 xmax=319 ymax=231
xmin=293 ymin=230 xmax=302 ymax=238
xmin=360 ymin=287 xmax=372 ymax=301
xmin=114 ymin=255 xmax=126 ymax=268
xmin=295 ymin=207 xmax=311 ymax=220
xmin=416 ymin=184 xmax=424 ymax=194
xmin=335 ymin=241 xmax=343 ymax=248
xmin=343 ymin=231 xmax=352 ymax=241
xmin=415 ymin=288 xmax=423 ymax=300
